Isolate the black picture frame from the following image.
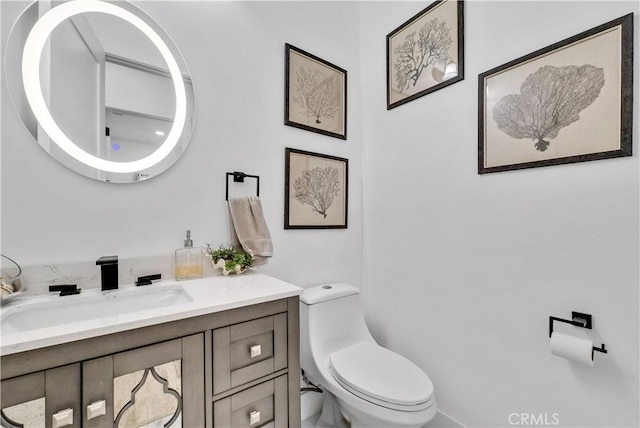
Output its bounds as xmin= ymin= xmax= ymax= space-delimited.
xmin=285 ymin=44 xmax=347 ymax=140
xmin=285 ymin=148 xmax=348 ymax=229
xmin=478 ymin=13 xmax=634 ymax=174
xmin=386 ymin=0 xmax=465 ymax=110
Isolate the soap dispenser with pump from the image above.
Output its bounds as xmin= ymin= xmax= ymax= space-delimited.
xmin=175 ymin=230 xmax=203 ymax=280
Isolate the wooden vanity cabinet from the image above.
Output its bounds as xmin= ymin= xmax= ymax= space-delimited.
xmin=211 ymin=313 xmax=290 ymax=428
xmin=0 ymin=296 xmax=301 ymax=428
xmin=0 ymin=364 xmax=81 ymax=428
xmin=213 ymin=375 xmax=288 ymax=428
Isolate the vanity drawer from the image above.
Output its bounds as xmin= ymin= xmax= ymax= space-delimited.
xmin=213 ymin=313 xmax=287 ymax=394
xmin=213 ymin=375 xmax=288 ymax=428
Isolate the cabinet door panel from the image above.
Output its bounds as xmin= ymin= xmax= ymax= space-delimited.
xmin=231 ymin=395 xmax=273 ymax=428
xmin=1 ymin=365 xmax=81 ymax=428
xmin=230 ymin=332 xmax=274 ymax=370
xmin=1 ymin=397 xmax=45 ymax=428
xmin=1 ymin=373 xmax=45 ymax=428
xmin=82 ymin=335 xmax=204 ymax=428
xmin=113 ymin=360 xmax=182 ymax=428
xmin=113 ymin=339 xmax=182 ymax=377
xmin=181 ymin=333 xmax=205 ymax=428
xmin=1 ymin=372 xmax=44 ymax=408
xmin=213 ymin=314 xmax=287 ymax=394
xmin=83 ymin=356 xmax=113 ymax=428
xmin=212 ymin=375 xmax=287 ymax=428
xmin=45 ymin=364 xmax=82 ymax=428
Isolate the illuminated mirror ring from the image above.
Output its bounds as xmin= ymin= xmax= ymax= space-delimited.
xmin=22 ymin=0 xmax=187 ymax=174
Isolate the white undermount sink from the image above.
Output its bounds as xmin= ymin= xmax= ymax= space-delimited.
xmin=0 ymin=285 xmax=193 ymax=335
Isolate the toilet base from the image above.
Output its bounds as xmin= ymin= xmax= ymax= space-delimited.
xmin=314 ymin=389 xmax=436 ymax=428
xmin=335 ymin=392 xmax=438 ymax=428
xmin=317 ymin=391 xmax=349 ymax=428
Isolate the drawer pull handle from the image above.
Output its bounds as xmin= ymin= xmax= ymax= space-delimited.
xmin=249 ymin=410 xmax=261 ymax=426
xmin=87 ymin=400 xmax=106 ymax=420
xmin=250 ymin=345 xmax=262 ymax=358
xmin=52 ymin=408 xmax=73 ymax=428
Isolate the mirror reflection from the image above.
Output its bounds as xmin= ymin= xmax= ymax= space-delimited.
xmin=5 ymin=0 xmax=195 ymax=183
xmin=1 ymin=397 xmax=45 ymax=427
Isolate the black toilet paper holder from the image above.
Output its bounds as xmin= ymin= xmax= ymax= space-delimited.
xmin=549 ymin=311 xmax=608 ymax=355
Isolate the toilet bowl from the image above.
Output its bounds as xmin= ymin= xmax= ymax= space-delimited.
xmin=300 ymin=283 xmax=437 ymax=428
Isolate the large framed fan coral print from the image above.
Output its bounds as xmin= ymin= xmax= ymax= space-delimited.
xmin=285 ymin=148 xmax=348 ymax=229
xmin=387 ymin=0 xmax=465 ymax=110
xmin=478 ymin=13 xmax=633 ymax=174
xmin=285 ymin=44 xmax=347 ymax=140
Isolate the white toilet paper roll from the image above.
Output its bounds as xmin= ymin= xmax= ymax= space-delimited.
xmin=550 ymin=331 xmax=594 ymax=366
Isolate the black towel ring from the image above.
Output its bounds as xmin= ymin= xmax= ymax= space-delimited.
xmin=225 ymin=171 xmax=260 ymax=201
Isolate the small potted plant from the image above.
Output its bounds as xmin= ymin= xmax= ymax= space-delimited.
xmin=205 ymin=244 xmax=253 ymax=276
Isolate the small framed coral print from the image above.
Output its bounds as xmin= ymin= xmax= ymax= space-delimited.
xmin=285 ymin=44 xmax=347 ymax=140
xmin=285 ymin=148 xmax=348 ymax=229
xmin=478 ymin=13 xmax=633 ymax=174
xmin=387 ymin=0 xmax=464 ymax=110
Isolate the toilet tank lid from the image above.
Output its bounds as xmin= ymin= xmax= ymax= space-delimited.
xmin=300 ymin=283 xmax=360 ymax=305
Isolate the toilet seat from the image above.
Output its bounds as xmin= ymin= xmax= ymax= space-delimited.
xmin=329 ymin=342 xmax=435 ymax=412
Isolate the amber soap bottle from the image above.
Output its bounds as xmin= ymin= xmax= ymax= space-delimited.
xmin=174 ymin=230 xmax=203 ymax=280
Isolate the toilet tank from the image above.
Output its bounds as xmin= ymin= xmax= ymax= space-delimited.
xmin=299 ymin=284 xmax=375 ymax=382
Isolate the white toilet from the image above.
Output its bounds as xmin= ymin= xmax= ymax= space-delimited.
xmin=300 ymin=283 xmax=437 ymax=428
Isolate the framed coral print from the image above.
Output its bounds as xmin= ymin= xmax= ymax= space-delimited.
xmin=285 ymin=148 xmax=348 ymax=229
xmin=478 ymin=13 xmax=633 ymax=174
xmin=387 ymin=0 xmax=464 ymax=110
xmin=285 ymin=44 xmax=347 ymax=140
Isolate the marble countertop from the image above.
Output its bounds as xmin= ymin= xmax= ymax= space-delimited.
xmin=0 ymin=271 xmax=302 ymax=356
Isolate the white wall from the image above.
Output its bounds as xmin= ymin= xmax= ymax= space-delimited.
xmin=0 ymin=0 xmax=364 ymax=289
xmin=360 ymin=1 xmax=639 ymax=427
xmin=2 ymin=1 xmax=639 ymax=426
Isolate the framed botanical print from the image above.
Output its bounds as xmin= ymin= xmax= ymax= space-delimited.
xmin=285 ymin=44 xmax=347 ymax=140
xmin=478 ymin=13 xmax=633 ymax=173
xmin=387 ymin=0 xmax=465 ymax=110
xmin=285 ymin=148 xmax=348 ymax=229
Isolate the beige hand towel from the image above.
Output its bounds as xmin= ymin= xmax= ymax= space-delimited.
xmin=228 ymin=196 xmax=273 ymax=265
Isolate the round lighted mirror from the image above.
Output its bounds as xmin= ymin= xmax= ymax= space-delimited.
xmin=5 ymin=0 xmax=196 ymax=183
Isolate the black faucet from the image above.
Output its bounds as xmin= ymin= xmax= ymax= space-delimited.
xmin=136 ymin=274 xmax=161 ymax=286
xmin=96 ymin=255 xmax=118 ymax=291
xmin=49 ymin=284 xmax=81 ymax=296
